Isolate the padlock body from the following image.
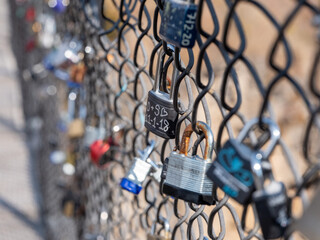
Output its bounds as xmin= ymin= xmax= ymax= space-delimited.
xmin=147 ymin=234 xmax=170 ymax=240
xmin=159 ymin=0 xmax=197 ymax=48
xmin=162 ymin=152 xmax=215 ymax=205
xmin=206 ymin=140 xmax=255 ymax=204
xmin=84 ymin=126 xmax=106 ymax=148
xmin=253 ymin=181 xmax=288 ymax=239
xmin=145 ymin=90 xmax=177 ymax=139
xmin=90 ymin=139 xmax=111 ymax=168
xmin=67 ymin=118 xmax=85 ymax=138
xmin=120 ymin=157 xmax=152 ymax=194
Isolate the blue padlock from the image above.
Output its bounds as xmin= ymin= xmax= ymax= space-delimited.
xmin=206 ymin=118 xmax=281 ymax=204
xmin=159 ymin=0 xmax=198 ymax=48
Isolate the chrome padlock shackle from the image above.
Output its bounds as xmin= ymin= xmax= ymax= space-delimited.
xmin=237 ymin=117 xmax=281 ymax=159
xmin=138 ymin=140 xmax=156 ymax=162
xmin=152 ymin=47 xmax=178 ymax=99
xmin=179 ymin=121 xmax=214 ymax=160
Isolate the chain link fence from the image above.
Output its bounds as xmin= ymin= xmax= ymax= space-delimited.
xmin=10 ymin=0 xmax=320 ymax=239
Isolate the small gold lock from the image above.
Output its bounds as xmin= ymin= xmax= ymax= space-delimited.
xmin=63 ymin=200 xmax=75 ymax=217
xmin=67 ymin=119 xmax=85 ymax=139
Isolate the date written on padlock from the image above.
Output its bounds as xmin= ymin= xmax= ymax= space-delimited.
xmin=251 ymin=157 xmax=289 ymax=239
xmin=120 ymin=140 xmax=156 ymax=194
xmin=145 ymin=49 xmax=178 ymax=139
xmin=206 ymin=118 xmax=281 ymax=204
xmin=161 ymin=121 xmax=215 ymax=205
xmin=159 ymin=0 xmax=198 ymax=48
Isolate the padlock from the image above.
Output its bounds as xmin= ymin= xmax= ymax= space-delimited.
xmin=84 ymin=116 xmax=107 ymax=148
xmin=251 ymin=156 xmax=289 ymax=239
xmin=147 ymin=218 xmax=171 ymax=240
xmin=67 ymin=119 xmax=85 ymax=139
xmin=61 ymin=190 xmax=83 ymax=218
xmin=145 ymin=49 xmax=178 ymax=139
xmin=48 ymin=0 xmax=68 ymax=13
xmin=67 ymin=89 xmax=85 ymax=139
xmin=69 ymin=61 xmax=87 ymax=84
xmin=90 ymin=136 xmax=119 ymax=169
xmin=206 ymin=118 xmax=281 ymax=204
xmin=49 ymin=150 xmax=66 ymax=164
xmin=35 ymin=13 xmax=57 ymax=49
xmin=149 ymin=161 xmax=163 ymax=183
xmin=120 ymin=140 xmax=156 ymax=194
xmin=161 ymin=121 xmax=215 ymax=205
xmin=159 ymin=0 xmax=198 ymax=48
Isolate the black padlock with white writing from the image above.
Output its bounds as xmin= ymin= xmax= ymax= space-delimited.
xmin=161 ymin=121 xmax=215 ymax=205
xmin=159 ymin=0 xmax=198 ymax=48
xmin=251 ymin=157 xmax=289 ymax=239
xmin=145 ymin=49 xmax=178 ymax=139
xmin=206 ymin=118 xmax=280 ymax=204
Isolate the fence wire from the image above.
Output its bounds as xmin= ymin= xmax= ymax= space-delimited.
xmin=11 ymin=0 xmax=320 ymax=239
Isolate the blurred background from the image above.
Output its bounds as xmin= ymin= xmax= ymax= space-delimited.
xmin=0 ymin=0 xmax=319 ymax=239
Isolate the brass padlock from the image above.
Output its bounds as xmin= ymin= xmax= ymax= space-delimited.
xmin=67 ymin=118 xmax=85 ymax=139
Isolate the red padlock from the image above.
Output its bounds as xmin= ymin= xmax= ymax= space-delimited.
xmin=90 ymin=137 xmax=119 ymax=169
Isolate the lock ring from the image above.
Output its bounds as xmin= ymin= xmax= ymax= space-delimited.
xmin=179 ymin=121 xmax=213 ymax=160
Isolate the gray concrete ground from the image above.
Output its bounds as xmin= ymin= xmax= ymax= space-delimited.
xmin=0 ymin=0 xmax=44 ymax=239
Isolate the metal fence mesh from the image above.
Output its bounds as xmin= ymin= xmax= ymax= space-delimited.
xmin=11 ymin=0 xmax=320 ymax=239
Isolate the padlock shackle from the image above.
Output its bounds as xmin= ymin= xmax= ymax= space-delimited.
xmin=153 ymin=47 xmax=178 ymax=99
xmin=237 ymin=118 xmax=280 ymax=159
xmin=179 ymin=121 xmax=213 ymax=160
xmin=138 ymin=139 xmax=155 ymax=161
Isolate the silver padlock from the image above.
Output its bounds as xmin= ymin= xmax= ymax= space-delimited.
xmin=120 ymin=140 xmax=156 ymax=194
xmin=147 ymin=218 xmax=171 ymax=240
xmin=161 ymin=121 xmax=215 ymax=205
xmin=84 ymin=116 xmax=106 ymax=148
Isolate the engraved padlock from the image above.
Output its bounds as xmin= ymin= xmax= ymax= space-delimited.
xmin=147 ymin=218 xmax=171 ymax=240
xmin=145 ymin=49 xmax=179 ymax=139
xmin=206 ymin=117 xmax=281 ymax=204
xmin=120 ymin=140 xmax=156 ymax=194
xmin=159 ymin=0 xmax=198 ymax=48
xmin=251 ymin=156 xmax=289 ymax=239
xmin=161 ymin=121 xmax=215 ymax=205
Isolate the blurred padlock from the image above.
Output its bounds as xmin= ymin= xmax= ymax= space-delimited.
xmin=161 ymin=121 xmax=215 ymax=205
xmin=48 ymin=0 xmax=69 ymax=13
xmin=159 ymin=0 xmax=198 ymax=48
xmin=67 ymin=118 xmax=85 ymax=139
xmin=147 ymin=218 xmax=171 ymax=240
xmin=206 ymin=118 xmax=280 ymax=204
xmin=36 ymin=13 xmax=57 ymax=49
xmin=70 ymin=61 xmax=87 ymax=84
xmin=90 ymin=136 xmax=119 ymax=169
xmin=120 ymin=140 xmax=156 ymax=194
xmin=61 ymin=189 xmax=83 ymax=218
xmin=251 ymin=156 xmax=289 ymax=239
xmin=145 ymin=48 xmax=179 ymax=139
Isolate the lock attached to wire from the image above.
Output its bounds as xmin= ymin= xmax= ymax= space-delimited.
xmin=145 ymin=48 xmax=179 ymax=139
xmin=89 ymin=124 xmax=124 ymax=169
xmin=251 ymin=155 xmax=289 ymax=239
xmin=161 ymin=121 xmax=215 ymax=205
xmin=147 ymin=218 xmax=171 ymax=240
xmin=159 ymin=0 xmax=198 ymax=48
xmin=120 ymin=140 xmax=157 ymax=194
xmin=206 ymin=118 xmax=281 ymax=204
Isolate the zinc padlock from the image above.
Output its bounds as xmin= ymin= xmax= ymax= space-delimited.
xmin=90 ymin=136 xmax=119 ymax=169
xmin=161 ymin=121 xmax=215 ymax=205
xmin=251 ymin=156 xmax=289 ymax=239
xmin=206 ymin=117 xmax=281 ymax=204
xmin=120 ymin=140 xmax=156 ymax=194
xmin=145 ymin=49 xmax=179 ymax=139
xmin=159 ymin=0 xmax=198 ymax=48
xmin=147 ymin=218 xmax=171 ymax=240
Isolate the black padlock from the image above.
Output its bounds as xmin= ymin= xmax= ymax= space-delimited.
xmin=251 ymin=158 xmax=289 ymax=239
xmin=206 ymin=118 xmax=281 ymax=204
xmin=145 ymin=49 xmax=178 ymax=139
xmin=159 ymin=0 xmax=198 ymax=48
